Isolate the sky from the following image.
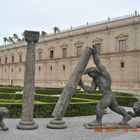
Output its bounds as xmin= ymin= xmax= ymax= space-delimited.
xmin=0 ymin=0 xmax=140 ymax=45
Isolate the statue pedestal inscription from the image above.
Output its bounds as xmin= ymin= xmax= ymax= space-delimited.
xmin=17 ymin=31 xmax=39 ymax=130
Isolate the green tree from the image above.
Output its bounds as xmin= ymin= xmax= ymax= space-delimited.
xmin=41 ymin=31 xmax=47 ymax=36
xmin=13 ymin=34 xmax=19 ymax=42
xmin=8 ymin=37 xmax=14 ymax=43
xmin=53 ymin=26 xmax=60 ymax=34
xmin=3 ymin=37 xmax=8 ymax=45
xmin=21 ymin=32 xmax=25 ymax=40
xmin=17 ymin=38 xmax=22 ymax=42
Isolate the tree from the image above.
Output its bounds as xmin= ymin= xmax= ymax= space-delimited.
xmin=8 ymin=37 xmax=14 ymax=43
xmin=53 ymin=26 xmax=60 ymax=34
xmin=3 ymin=37 xmax=8 ymax=45
xmin=21 ymin=32 xmax=25 ymax=40
xmin=41 ymin=31 xmax=47 ymax=36
xmin=13 ymin=34 xmax=19 ymax=42
xmin=17 ymin=38 xmax=22 ymax=42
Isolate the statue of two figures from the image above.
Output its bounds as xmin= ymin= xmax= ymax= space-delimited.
xmin=1 ymin=45 xmax=140 ymax=131
xmin=78 ymin=46 xmax=140 ymax=128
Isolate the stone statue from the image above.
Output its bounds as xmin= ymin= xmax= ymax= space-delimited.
xmin=128 ymin=100 xmax=140 ymax=127
xmin=78 ymin=46 xmax=132 ymax=127
xmin=0 ymin=107 xmax=9 ymax=130
xmin=47 ymin=46 xmax=93 ymax=129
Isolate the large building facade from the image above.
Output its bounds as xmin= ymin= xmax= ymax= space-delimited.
xmin=0 ymin=13 xmax=140 ymax=90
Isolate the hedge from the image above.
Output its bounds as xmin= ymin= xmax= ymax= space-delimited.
xmin=74 ymin=93 xmax=138 ymax=107
xmin=0 ymin=101 xmax=97 ymax=118
xmin=0 ymin=86 xmax=139 ymax=118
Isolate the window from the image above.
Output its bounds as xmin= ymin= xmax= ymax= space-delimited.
xmin=119 ymin=40 xmax=126 ymax=51
xmin=38 ymin=52 xmax=43 ymax=60
xmin=120 ymin=61 xmax=124 ymax=68
xmin=62 ymin=48 xmax=67 ymax=58
xmin=12 ymin=56 xmax=14 ymax=63
xmin=19 ymin=67 xmax=21 ymax=72
xmin=50 ymin=50 xmax=54 ymax=58
xmin=77 ymin=46 xmax=82 ymax=56
xmin=5 ymin=57 xmax=7 ymax=64
xmin=38 ymin=66 xmax=41 ymax=72
xmin=19 ymin=55 xmax=22 ymax=62
xmin=95 ymin=43 xmax=101 ymax=54
xmin=62 ymin=65 xmax=65 ymax=70
xmin=50 ymin=66 xmax=52 ymax=71
xmin=11 ymin=68 xmax=13 ymax=73
xmin=11 ymin=79 xmax=13 ymax=85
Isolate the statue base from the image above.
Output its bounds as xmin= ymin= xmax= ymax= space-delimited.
xmin=17 ymin=120 xmax=38 ymax=130
xmin=0 ymin=126 xmax=9 ymax=131
xmin=84 ymin=123 xmax=133 ymax=129
xmin=47 ymin=118 xmax=67 ymax=129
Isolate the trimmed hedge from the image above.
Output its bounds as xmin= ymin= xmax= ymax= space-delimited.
xmin=73 ymin=93 xmax=138 ymax=107
xmin=0 ymin=86 xmax=139 ymax=118
xmin=116 ymin=96 xmax=138 ymax=107
xmin=0 ymin=102 xmax=97 ymax=118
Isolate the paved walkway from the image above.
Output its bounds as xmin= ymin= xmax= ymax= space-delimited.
xmin=1 ymin=107 xmax=140 ymax=140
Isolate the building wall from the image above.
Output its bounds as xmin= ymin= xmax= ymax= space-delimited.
xmin=0 ymin=14 xmax=140 ymax=90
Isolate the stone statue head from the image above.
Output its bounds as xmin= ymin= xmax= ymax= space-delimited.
xmin=133 ymin=101 xmax=140 ymax=116
xmin=0 ymin=107 xmax=9 ymax=117
xmin=84 ymin=67 xmax=98 ymax=78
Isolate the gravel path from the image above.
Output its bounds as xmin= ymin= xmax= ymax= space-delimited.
xmin=0 ymin=107 xmax=140 ymax=140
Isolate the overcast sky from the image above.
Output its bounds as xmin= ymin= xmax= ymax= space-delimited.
xmin=0 ymin=0 xmax=140 ymax=45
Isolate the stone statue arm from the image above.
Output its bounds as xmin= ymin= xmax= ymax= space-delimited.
xmin=92 ymin=53 xmax=109 ymax=78
xmin=78 ymin=78 xmax=97 ymax=93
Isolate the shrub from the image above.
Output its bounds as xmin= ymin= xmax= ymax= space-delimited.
xmin=0 ymin=101 xmax=97 ymax=118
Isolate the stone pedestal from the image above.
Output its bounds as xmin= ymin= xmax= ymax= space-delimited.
xmin=17 ymin=31 xmax=39 ymax=130
xmin=47 ymin=119 xmax=67 ymax=129
xmin=17 ymin=120 xmax=38 ymax=130
xmin=84 ymin=123 xmax=133 ymax=129
xmin=47 ymin=46 xmax=92 ymax=129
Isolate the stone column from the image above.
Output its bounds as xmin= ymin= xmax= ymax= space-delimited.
xmin=17 ymin=30 xmax=39 ymax=130
xmin=47 ymin=46 xmax=92 ymax=129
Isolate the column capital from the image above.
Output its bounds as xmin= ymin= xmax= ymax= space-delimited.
xmin=24 ymin=30 xmax=40 ymax=43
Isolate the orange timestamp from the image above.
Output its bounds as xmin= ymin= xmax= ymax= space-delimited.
xmin=94 ymin=127 xmax=139 ymax=133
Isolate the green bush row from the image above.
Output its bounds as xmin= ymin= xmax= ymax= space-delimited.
xmin=116 ymin=96 xmax=138 ymax=107
xmin=0 ymin=102 xmax=97 ymax=118
xmin=0 ymin=93 xmax=94 ymax=103
xmin=73 ymin=93 xmax=138 ymax=107
xmin=0 ymin=92 xmax=138 ymax=107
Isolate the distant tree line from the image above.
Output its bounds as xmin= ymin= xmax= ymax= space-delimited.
xmin=3 ymin=26 xmax=60 ymax=45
